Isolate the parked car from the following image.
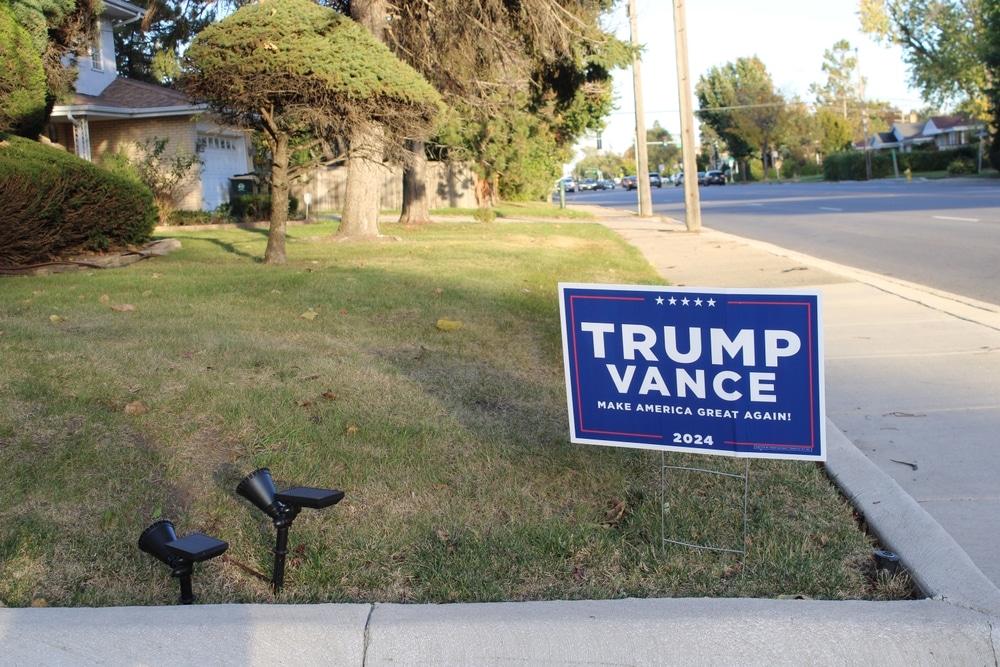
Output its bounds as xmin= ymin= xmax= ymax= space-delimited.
xmin=600 ymin=179 xmax=616 ymax=190
xmin=696 ymin=171 xmax=707 ymax=185
xmin=579 ymin=178 xmax=599 ymax=191
xmin=649 ymin=173 xmax=662 ymax=188
xmin=621 ymin=175 xmax=638 ymax=190
xmin=674 ymin=172 xmax=684 ymax=186
xmin=704 ymin=169 xmax=727 ymax=185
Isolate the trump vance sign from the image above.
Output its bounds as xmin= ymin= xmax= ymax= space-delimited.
xmin=559 ymin=283 xmax=825 ymax=461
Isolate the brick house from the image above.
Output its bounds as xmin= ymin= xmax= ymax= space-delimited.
xmin=44 ymin=0 xmax=251 ymax=211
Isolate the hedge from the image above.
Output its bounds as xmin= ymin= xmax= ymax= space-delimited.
xmin=0 ymin=135 xmax=158 ymax=266
xmin=823 ymin=145 xmax=981 ymax=181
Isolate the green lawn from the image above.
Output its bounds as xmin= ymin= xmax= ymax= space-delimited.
xmin=0 ymin=219 xmax=912 ymax=606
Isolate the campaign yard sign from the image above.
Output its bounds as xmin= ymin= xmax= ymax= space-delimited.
xmin=559 ymin=283 xmax=825 ymax=461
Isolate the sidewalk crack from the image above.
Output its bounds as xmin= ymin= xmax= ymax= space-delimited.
xmin=361 ymin=603 xmax=375 ymax=667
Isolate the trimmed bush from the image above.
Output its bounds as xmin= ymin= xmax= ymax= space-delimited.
xmin=0 ymin=135 xmax=158 ymax=265
xmin=229 ymin=193 xmax=298 ymax=221
xmin=900 ymin=145 xmax=977 ymax=172
xmin=947 ymin=157 xmax=977 ymax=175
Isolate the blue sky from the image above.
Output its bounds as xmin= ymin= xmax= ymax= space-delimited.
xmin=589 ymin=0 xmax=927 ymax=155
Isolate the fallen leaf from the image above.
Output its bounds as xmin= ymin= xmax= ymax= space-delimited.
xmin=99 ymin=294 xmax=110 ymax=302
xmin=152 ymin=273 xmax=163 ymax=279
xmin=346 ymin=425 xmax=359 ymax=436
xmin=49 ymin=314 xmax=67 ymax=323
xmin=297 ymin=400 xmax=313 ymax=408
xmin=301 ymin=309 xmax=318 ymax=320
xmin=432 ymin=288 xmax=443 ymax=295
xmin=295 ymin=544 xmax=307 ymax=554
xmin=111 ymin=303 xmax=137 ymax=312
xmin=124 ymin=400 xmax=148 ymax=414
xmin=322 ymin=391 xmax=338 ymax=400
xmin=605 ymin=499 xmax=627 ymax=524
xmin=180 ymin=350 xmax=197 ymax=359
xmin=436 ymin=529 xmax=450 ymax=542
xmin=30 ymin=598 xmax=49 ymax=608
xmin=573 ymin=565 xmax=586 ymax=581
xmin=436 ymin=318 xmax=463 ymax=331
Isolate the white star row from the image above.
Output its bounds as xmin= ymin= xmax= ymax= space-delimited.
xmin=655 ymin=296 xmax=717 ymax=307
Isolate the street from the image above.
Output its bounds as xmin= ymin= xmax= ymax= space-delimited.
xmin=568 ymin=179 xmax=1000 ymax=306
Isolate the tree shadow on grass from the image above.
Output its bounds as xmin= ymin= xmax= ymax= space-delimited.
xmin=201 ymin=225 xmax=272 ymax=262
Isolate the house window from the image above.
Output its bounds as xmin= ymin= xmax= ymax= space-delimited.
xmin=91 ymin=43 xmax=103 ymax=71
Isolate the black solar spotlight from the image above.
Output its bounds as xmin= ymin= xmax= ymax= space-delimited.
xmin=138 ymin=520 xmax=229 ymax=604
xmin=874 ymin=549 xmax=901 ymax=575
xmin=236 ymin=468 xmax=345 ymax=593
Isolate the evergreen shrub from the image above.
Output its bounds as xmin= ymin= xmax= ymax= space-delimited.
xmin=0 ymin=135 xmax=157 ymax=265
xmin=0 ymin=3 xmax=46 ymax=135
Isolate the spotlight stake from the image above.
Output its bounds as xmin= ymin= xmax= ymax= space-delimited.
xmin=236 ymin=468 xmax=344 ymax=593
xmin=138 ymin=520 xmax=228 ymax=604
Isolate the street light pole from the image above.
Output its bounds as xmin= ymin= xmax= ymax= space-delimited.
xmin=628 ymin=0 xmax=653 ymax=217
xmin=672 ymin=0 xmax=701 ymax=231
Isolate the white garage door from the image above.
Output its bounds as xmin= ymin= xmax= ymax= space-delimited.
xmin=199 ymin=134 xmax=248 ymax=211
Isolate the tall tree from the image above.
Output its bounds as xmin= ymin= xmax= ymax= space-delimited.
xmin=182 ymin=0 xmax=439 ymax=263
xmin=695 ymin=56 xmax=786 ymax=181
xmin=0 ymin=1 xmax=46 ymax=135
xmin=860 ymin=0 xmax=988 ymax=115
xmin=332 ymin=0 xmax=627 ymax=212
xmin=809 ymin=40 xmax=861 ymax=122
xmin=115 ymin=0 xmax=238 ymax=83
xmin=983 ymin=0 xmax=1000 ymax=169
xmin=8 ymin=0 xmax=101 ymax=131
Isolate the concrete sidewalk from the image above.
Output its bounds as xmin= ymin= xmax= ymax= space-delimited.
xmin=2 ymin=210 xmax=999 ymax=666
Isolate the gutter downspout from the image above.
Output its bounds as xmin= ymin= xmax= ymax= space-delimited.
xmin=66 ymin=109 xmax=92 ymax=162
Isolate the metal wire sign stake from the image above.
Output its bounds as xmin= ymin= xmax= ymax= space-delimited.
xmin=558 ymin=283 xmax=825 ymax=565
xmin=661 ymin=455 xmax=750 ymax=571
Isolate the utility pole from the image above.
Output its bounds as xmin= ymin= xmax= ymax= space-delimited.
xmin=628 ymin=0 xmax=653 ymax=217
xmin=672 ymin=0 xmax=701 ymax=231
xmin=856 ymin=48 xmax=872 ymax=180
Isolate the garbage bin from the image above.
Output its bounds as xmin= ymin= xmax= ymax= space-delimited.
xmin=229 ymin=174 xmax=257 ymax=199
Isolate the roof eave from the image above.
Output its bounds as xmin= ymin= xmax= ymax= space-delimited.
xmin=50 ymin=103 xmax=208 ymax=121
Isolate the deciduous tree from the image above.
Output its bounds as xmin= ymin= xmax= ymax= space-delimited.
xmin=182 ymin=0 xmax=439 ymax=263
xmin=860 ymin=0 xmax=988 ymax=115
xmin=695 ymin=56 xmax=786 ymax=181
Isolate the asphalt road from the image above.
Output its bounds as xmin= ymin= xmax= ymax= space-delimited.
xmin=569 ymin=178 xmax=1000 ymax=306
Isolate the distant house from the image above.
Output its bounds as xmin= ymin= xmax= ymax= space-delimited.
xmin=859 ymin=115 xmax=985 ymax=153
xmin=44 ymin=0 xmax=251 ymax=211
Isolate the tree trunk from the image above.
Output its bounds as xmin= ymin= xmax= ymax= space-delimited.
xmin=398 ymin=139 xmax=431 ymax=224
xmin=340 ymin=0 xmax=389 ymax=239
xmin=351 ymin=0 xmax=386 ymax=41
xmin=339 ymin=120 xmax=385 ymax=238
xmin=263 ymin=132 xmax=289 ymax=264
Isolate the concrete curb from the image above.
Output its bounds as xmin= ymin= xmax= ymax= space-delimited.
xmin=1 ymin=596 xmax=996 ymax=666
xmin=824 ymin=419 xmax=1000 ymax=616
